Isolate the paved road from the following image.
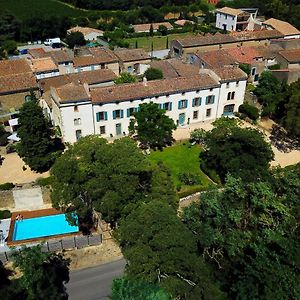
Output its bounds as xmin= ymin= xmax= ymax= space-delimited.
xmin=67 ymin=259 xmax=126 ymax=300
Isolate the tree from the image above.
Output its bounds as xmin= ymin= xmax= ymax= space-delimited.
xmin=111 ymin=277 xmax=171 ymax=300
xmin=51 ymin=136 xmax=176 ymax=227
xmin=117 ymin=200 xmax=224 ymax=300
xmin=17 ymin=92 xmax=60 ymax=172
xmin=65 ymin=31 xmax=86 ymax=48
xmin=158 ymin=25 xmax=168 ymax=36
xmin=149 ymin=23 xmax=154 ymax=36
xmin=11 ymin=245 xmax=70 ymax=299
xmin=114 ymin=72 xmax=137 ymax=84
xmin=183 ymin=173 xmax=300 ymax=300
xmin=189 ymin=128 xmax=207 ymax=145
xmin=129 ymin=102 xmax=176 ymax=149
xmin=282 ymin=92 xmax=300 ymax=138
xmin=200 ymin=118 xmax=274 ymax=181
xmin=144 ymin=67 xmax=163 ymax=81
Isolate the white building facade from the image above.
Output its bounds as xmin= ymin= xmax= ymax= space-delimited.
xmin=48 ymin=71 xmax=247 ymax=144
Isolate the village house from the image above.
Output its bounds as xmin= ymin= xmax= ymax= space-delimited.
xmin=73 ymin=47 xmax=119 ymax=75
xmin=132 ymin=22 xmax=173 ymax=33
xmin=67 ymin=26 xmax=104 ymax=41
xmin=215 ymin=7 xmax=258 ymax=32
xmin=30 ymin=57 xmax=60 ymax=79
xmin=170 ymin=30 xmax=283 ymax=58
xmin=45 ymin=69 xmax=247 ymax=143
xmin=262 ymin=18 xmax=300 ymax=40
xmin=276 ymin=49 xmax=300 ymax=69
xmin=0 ymin=59 xmax=38 ymax=112
xmin=114 ymin=48 xmax=151 ymax=74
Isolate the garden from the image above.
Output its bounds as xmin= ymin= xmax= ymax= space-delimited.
xmin=148 ymin=141 xmax=213 ymax=197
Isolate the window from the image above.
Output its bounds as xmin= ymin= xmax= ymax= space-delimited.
xmin=127 ymin=107 xmax=138 ymax=117
xmin=193 ymin=111 xmax=198 ymax=119
xmin=127 ymin=66 xmax=133 ymax=72
xmin=74 ymin=118 xmax=81 ymax=125
xmin=113 ymin=109 xmax=124 ymax=119
xmin=75 ymin=130 xmax=82 ymax=141
xmin=225 ymin=15 xmax=227 ymax=20
xmin=205 ymin=95 xmax=215 ymax=105
xmin=251 ymin=67 xmax=256 ymax=76
xmin=96 ymin=111 xmax=108 ymax=122
xmin=192 ymin=97 xmax=201 ymax=107
xmin=74 ymin=106 xmax=78 ymax=112
xmin=163 ymin=102 xmax=172 ymax=111
xmin=226 ymin=82 xmax=230 ymax=88
xmin=227 ymin=92 xmax=235 ymax=100
xmin=206 ymin=108 xmax=211 ymax=117
xmin=182 ymin=92 xmax=185 ymax=96
xmin=236 ymin=81 xmax=239 ymax=87
xmin=178 ymin=99 xmax=188 ymax=109
xmin=101 ymin=63 xmax=105 ymax=69
xmin=100 ymin=126 xmax=106 ymax=135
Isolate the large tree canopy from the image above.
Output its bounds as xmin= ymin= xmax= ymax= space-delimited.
xmin=200 ymin=118 xmax=274 ymax=182
xmin=51 ymin=136 xmax=178 ymax=227
xmin=129 ymin=102 xmax=176 ymax=149
xmin=17 ymin=93 xmax=61 ymax=172
xmin=183 ymin=166 xmax=300 ymax=300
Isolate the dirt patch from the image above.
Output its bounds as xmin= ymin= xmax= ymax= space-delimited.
xmin=64 ymin=238 xmax=123 ymax=270
xmin=41 ymin=187 xmax=52 ymax=204
xmin=0 ymin=190 xmax=14 ymax=209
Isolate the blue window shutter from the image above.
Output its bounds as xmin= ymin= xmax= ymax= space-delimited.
xmin=169 ymin=102 xmax=172 ymax=111
xmin=96 ymin=112 xmax=100 ymax=122
xmin=104 ymin=112 xmax=108 ymax=120
xmin=127 ymin=108 xmax=130 ymax=118
xmin=205 ymin=96 xmax=209 ymax=105
xmin=199 ymin=97 xmax=202 ymax=106
xmin=113 ymin=110 xmax=116 ymax=119
xmin=185 ymin=100 xmax=188 ymax=108
xmin=192 ymin=99 xmax=195 ymax=107
xmin=134 ymin=107 xmax=139 ymax=112
xmin=212 ymin=95 xmax=215 ymax=104
xmin=178 ymin=101 xmax=181 ymax=109
xmin=159 ymin=104 xmax=163 ymax=109
xmin=120 ymin=110 xmax=124 ymax=118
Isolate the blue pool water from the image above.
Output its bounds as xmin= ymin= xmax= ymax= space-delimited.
xmin=13 ymin=214 xmax=79 ymax=241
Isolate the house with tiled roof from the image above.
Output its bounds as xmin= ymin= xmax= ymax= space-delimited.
xmin=0 ymin=59 xmax=38 ymax=112
xmin=47 ymin=68 xmax=247 ymax=143
xmin=262 ymin=18 xmax=300 ymax=39
xmin=133 ymin=22 xmax=173 ymax=33
xmin=215 ymin=7 xmax=258 ymax=32
xmin=114 ymin=48 xmax=151 ymax=74
xmin=73 ymin=47 xmax=119 ymax=75
xmin=277 ymin=49 xmax=300 ymax=69
xmin=30 ymin=57 xmax=59 ymax=79
xmin=67 ymin=26 xmax=104 ymax=41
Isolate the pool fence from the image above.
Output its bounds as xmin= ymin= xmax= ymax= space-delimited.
xmin=0 ymin=233 xmax=102 ymax=263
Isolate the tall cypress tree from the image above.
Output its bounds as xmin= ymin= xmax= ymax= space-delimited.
xmin=17 ymin=92 xmax=57 ymax=172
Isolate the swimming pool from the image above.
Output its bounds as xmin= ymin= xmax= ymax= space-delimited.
xmin=12 ymin=214 xmax=79 ymax=241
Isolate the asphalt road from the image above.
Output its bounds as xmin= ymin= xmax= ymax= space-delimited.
xmin=67 ymin=259 xmax=126 ymax=300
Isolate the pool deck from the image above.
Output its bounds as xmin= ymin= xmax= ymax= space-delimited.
xmin=7 ymin=208 xmax=80 ymax=246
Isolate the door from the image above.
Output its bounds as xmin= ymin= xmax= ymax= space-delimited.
xmin=179 ymin=113 xmax=185 ymax=126
xmin=75 ymin=129 xmax=82 ymax=141
xmin=223 ymin=104 xmax=235 ymax=116
xmin=116 ymin=123 xmax=122 ymax=136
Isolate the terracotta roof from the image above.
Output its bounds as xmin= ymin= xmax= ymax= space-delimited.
xmin=133 ymin=22 xmax=173 ymax=33
xmin=174 ymin=19 xmax=194 ymax=26
xmin=28 ymin=48 xmax=46 ymax=58
xmin=216 ymin=7 xmax=245 ymax=16
xmin=223 ymin=46 xmax=264 ymax=64
xmin=263 ymin=18 xmax=300 ymax=37
xmin=67 ymin=26 xmax=104 ymax=36
xmin=278 ymin=49 xmax=300 ymax=63
xmin=114 ymin=48 xmax=151 ymax=62
xmin=31 ymin=57 xmax=58 ymax=73
xmin=0 ymin=72 xmax=37 ymax=94
xmin=74 ymin=47 xmax=118 ymax=67
xmin=28 ymin=48 xmax=73 ymax=64
xmin=55 ymin=83 xmax=89 ymax=103
xmin=39 ymin=69 xmax=117 ymax=91
xmin=167 ymin=59 xmax=200 ymax=77
xmin=90 ymin=74 xmax=219 ymax=104
xmin=176 ymin=30 xmax=283 ymax=48
xmin=150 ymin=60 xmax=179 ymax=79
xmin=0 ymin=59 xmax=32 ymax=75
xmin=195 ymin=49 xmax=237 ymax=68
xmin=213 ymin=66 xmax=248 ymax=82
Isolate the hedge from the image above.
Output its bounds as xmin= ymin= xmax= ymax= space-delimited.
xmin=0 ymin=210 xmax=12 ymax=219
xmin=0 ymin=182 xmax=15 ymax=191
xmin=238 ymin=103 xmax=259 ymax=121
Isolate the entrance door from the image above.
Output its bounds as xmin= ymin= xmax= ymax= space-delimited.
xmin=116 ymin=123 xmax=122 ymax=135
xmin=178 ymin=113 xmax=185 ymax=125
xmin=223 ymin=104 xmax=235 ymax=116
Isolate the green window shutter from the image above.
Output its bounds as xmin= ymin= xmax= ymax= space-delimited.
xmin=96 ymin=112 xmax=100 ymax=122
xmin=113 ymin=110 xmax=116 ymax=119
xmin=104 ymin=112 xmax=108 ymax=120
xmin=199 ymin=97 xmax=202 ymax=106
xmin=169 ymin=102 xmax=172 ymax=111
xmin=185 ymin=100 xmax=188 ymax=108
xmin=212 ymin=95 xmax=215 ymax=104
xmin=120 ymin=110 xmax=124 ymax=118
xmin=178 ymin=101 xmax=181 ymax=109
xmin=205 ymin=96 xmax=209 ymax=105
xmin=159 ymin=104 xmax=163 ymax=109
xmin=127 ymin=108 xmax=131 ymax=118
xmin=192 ymin=99 xmax=195 ymax=107
xmin=134 ymin=107 xmax=139 ymax=112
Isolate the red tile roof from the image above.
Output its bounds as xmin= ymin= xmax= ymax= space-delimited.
xmin=278 ymin=49 xmax=300 ymax=63
xmin=195 ymin=49 xmax=237 ymax=68
xmin=263 ymin=18 xmax=300 ymax=36
xmin=114 ymin=48 xmax=151 ymax=62
xmin=0 ymin=73 xmax=37 ymax=94
xmin=133 ymin=22 xmax=173 ymax=32
xmin=90 ymin=74 xmax=219 ymax=104
xmin=223 ymin=46 xmax=264 ymax=64
xmin=55 ymin=83 xmax=89 ymax=103
xmin=0 ymin=59 xmax=32 ymax=75
xmin=213 ymin=66 xmax=248 ymax=82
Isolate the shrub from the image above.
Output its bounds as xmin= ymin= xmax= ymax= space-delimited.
xmin=0 ymin=210 xmax=12 ymax=219
xmin=144 ymin=68 xmax=163 ymax=81
xmin=36 ymin=177 xmax=53 ymax=187
xmin=0 ymin=182 xmax=15 ymax=190
xmin=190 ymin=128 xmax=207 ymax=145
xmin=178 ymin=172 xmax=201 ymax=185
xmin=239 ymin=103 xmax=259 ymax=120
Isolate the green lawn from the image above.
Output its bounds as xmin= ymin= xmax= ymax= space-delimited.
xmin=0 ymin=0 xmax=90 ymax=20
xmin=148 ymin=142 xmax=212 ymax=197
xmin=125 ymin=32 xmax=195 ymax=51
